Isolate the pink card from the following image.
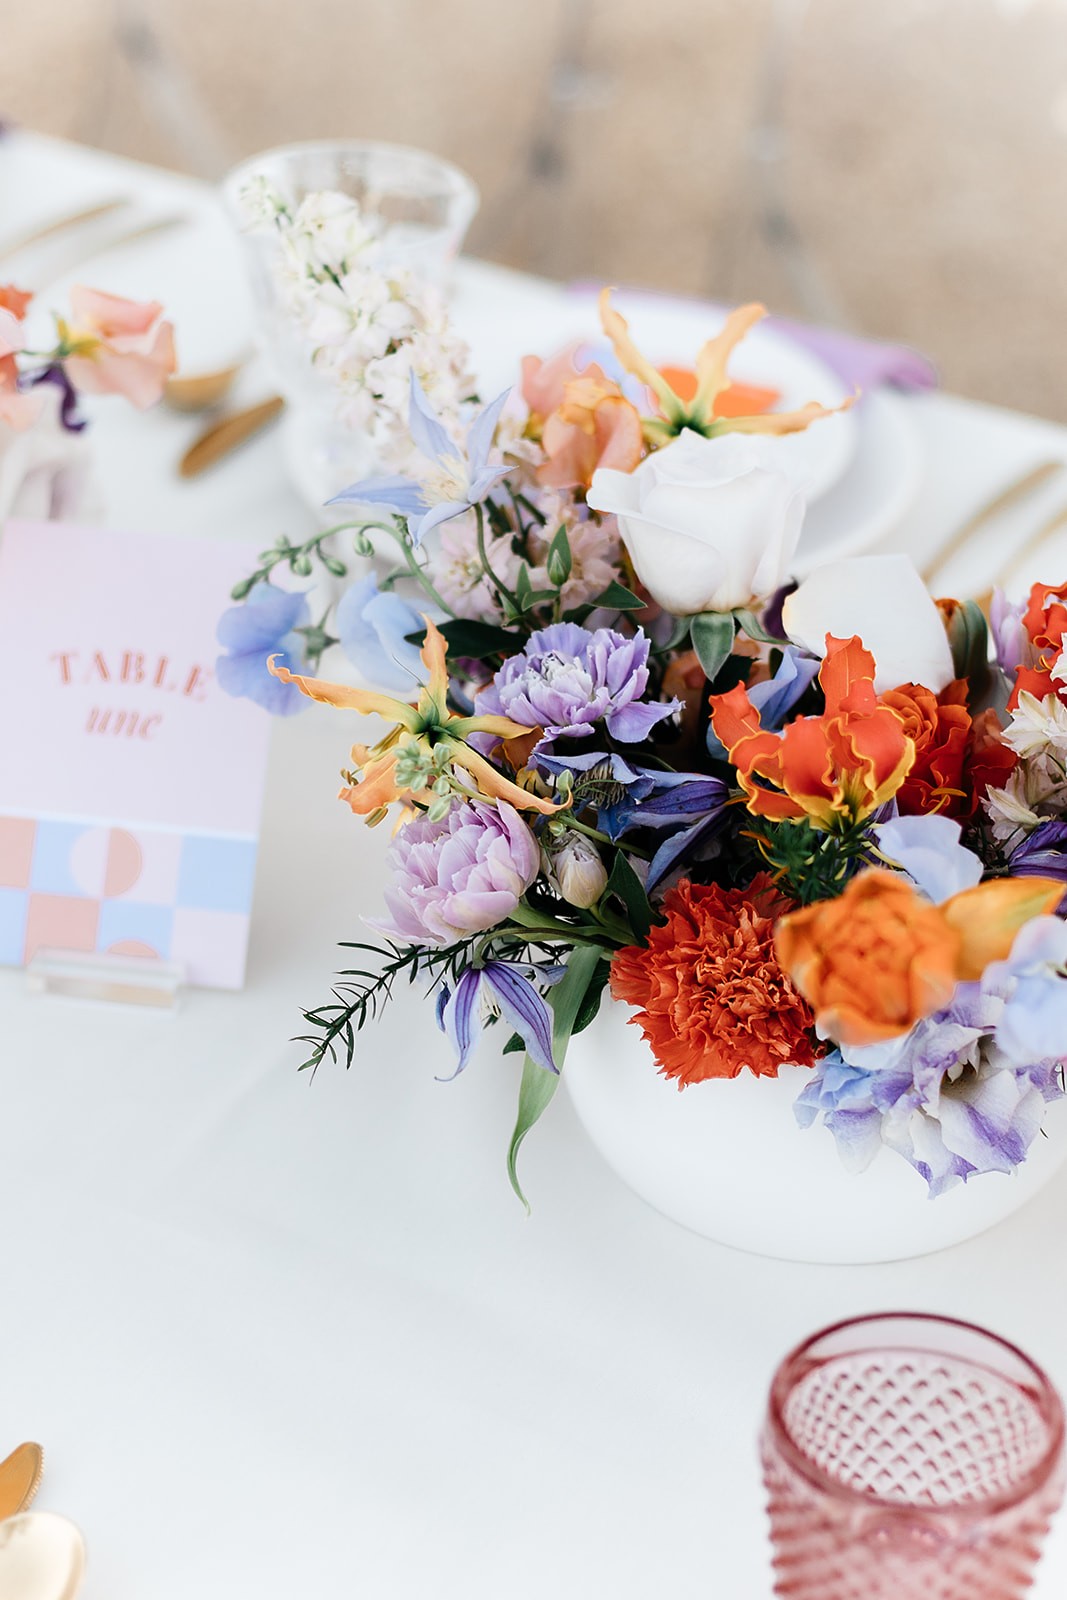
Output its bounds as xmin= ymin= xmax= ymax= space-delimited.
xmin=0 ymin=519 xmax=273 ymax=988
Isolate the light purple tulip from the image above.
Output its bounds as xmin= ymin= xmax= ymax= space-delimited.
xmin=379 ymin=799 xmax=540 ymax=946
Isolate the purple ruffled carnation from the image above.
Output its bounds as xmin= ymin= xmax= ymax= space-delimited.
xmin=476 ymin=621 xmax=679 ymax=747
xmin=379 ymin=799 xmax=540 ymax=946
xmin=795 ymin=984 xmax=1063 ymax=1197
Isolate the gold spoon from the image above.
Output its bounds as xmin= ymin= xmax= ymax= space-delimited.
xmin=0 ymin=1442 xmax=44 ymax=1520
xmin=179 ymin=394 xmax=285 ymax=478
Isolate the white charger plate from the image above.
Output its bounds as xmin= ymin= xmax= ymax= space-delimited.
xmin=453 ymin=264 xmax=921 ymax=576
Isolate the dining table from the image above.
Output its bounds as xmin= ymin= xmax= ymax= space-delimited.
xmin=3 ymin=127 xmax=1067 ymax=1600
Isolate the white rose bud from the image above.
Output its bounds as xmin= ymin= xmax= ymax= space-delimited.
xmin=547 ymin=834 xmax=608 ymax=909
xmin=586 ymin=428 xmax=804 ymax=615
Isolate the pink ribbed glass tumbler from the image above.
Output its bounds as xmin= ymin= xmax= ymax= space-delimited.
xmin=761 ymin=1314 xmax=1065 ymax=1599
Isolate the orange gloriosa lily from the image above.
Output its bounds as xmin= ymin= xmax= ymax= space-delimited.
xmin=709 ymin=635 xmax=916 ymax=830
xmin=269 ymin=616 xmax=565 ymax=821
xmin=599 ymin=288 xmax=854 ymax=447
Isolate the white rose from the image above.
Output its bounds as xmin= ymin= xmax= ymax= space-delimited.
xmin=782 ymin=554 xmax=955 ymax=694
xmin=586 ymin=428 xmax=804 ymax=616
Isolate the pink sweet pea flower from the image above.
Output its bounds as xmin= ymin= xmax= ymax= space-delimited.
xmin=62 ymin=286 xmax=177 ymax=409
xmin=0 ymin=305 xmax=44 ymax=431
xmin=521 ymin=344 xmax=584 ymax=425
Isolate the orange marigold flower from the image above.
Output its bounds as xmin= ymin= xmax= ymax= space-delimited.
xmin=709 ymin=634 xmax=915 ymax=829
xmin=775 ymin=869 xmax=1066 ymax=1048
xmin=609 ymin=875 xmax=818 ymax=1087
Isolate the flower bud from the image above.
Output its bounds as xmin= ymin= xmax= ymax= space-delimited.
xmin=548 ymin=833 xmax=608 ymax=909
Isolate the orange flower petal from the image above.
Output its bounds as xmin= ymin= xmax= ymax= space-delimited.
xmin=692 ymin=303 xmax=767 ymax=412
xmin=268 ymin=655 xmax=421 ymax=729
xmin=942 ymin=876 xmax=1066 ymax=980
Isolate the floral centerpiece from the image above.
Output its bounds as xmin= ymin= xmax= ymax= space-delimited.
xmin=219 ymin=277 xmax=1067 ymax=1213
xmin=0 ymin=280 xmax=176 ymax=520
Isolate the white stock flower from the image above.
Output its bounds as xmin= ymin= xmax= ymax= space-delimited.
xmin=587 ymin=428 xmax=803 ymax=615
xmin=984 ymin=755 xmax=1067 ymax=846
xmin=1002 ymin=690 xmax=1067 ymax=760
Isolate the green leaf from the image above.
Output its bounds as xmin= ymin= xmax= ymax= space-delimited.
xmin=735 ymin=608 xmax=787 ymax=646
xmin=690 ymin=611 xmax=737 ymax=684
xmin=438 ymin=619 xmax=525 ymax=657
xmin=502 ymin=1031 xmax=526 ymax=1056
xmin=546 ymin=524 xmax=573 ymax=587
xmin=506 ymin=943 xmax=605 ymax=1209
xmin=945 ymin=599 xmax=991 ymax=701
xmin=515 ymin=563 xmax=533 ymax=607
xmin=572 ymin=958 xmax=611 ymax=1035
xmin=589 ymin=579 xmax=645 ymax=612
xmin=605 ymin=850 xmax=653 ymax=942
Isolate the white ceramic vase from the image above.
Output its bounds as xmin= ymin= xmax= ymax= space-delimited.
xmin=564 ymin=1003 xmax=1067 ymax=1264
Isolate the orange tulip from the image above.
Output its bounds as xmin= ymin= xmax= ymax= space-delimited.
xmin=775 ymin=868 xmax=1066 ymax=1047
xmin=709 ymin=635 xmax=916 ymax=830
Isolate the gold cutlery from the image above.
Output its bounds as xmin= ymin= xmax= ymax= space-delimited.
xmin=0 ymin=197 xmax=130 ymax=264
xmin=179 ymin=394 xmax=285 ymax=478
xmin=921 ymin=459 xmax=1066 ymax=585
xmin=29 ymin=213 xmax=192 ymax=294
xmin=165 ymin=356 xmax=248 ymax=413
xmin=0 ymin=1442 xmax=44 ymax=1520
xmin=0 ymin=1512 xmax=86 ymax=1600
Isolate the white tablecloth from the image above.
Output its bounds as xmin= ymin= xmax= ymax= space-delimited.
xmin=3 ymin=132 xmax=1067 ymax=1599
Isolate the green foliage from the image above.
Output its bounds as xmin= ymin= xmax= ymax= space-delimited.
xmin=690 ymin=611 xmax=737 ymax=685
xmin=751 ymin=816 xmax=874 ymax=906
xmin=605 ymin=850 xmax=654 ymax=943
xmin=545 ymin=524 xmax=573 ymax=587
xmin=507 ymin=944 xmax=608 ymax=1208
xmin=944 ymin=599 xmax=991 ymax=703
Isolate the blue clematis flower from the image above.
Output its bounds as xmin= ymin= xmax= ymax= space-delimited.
xmin=328 ymin=373 xmax=512 ymax=546
xmin=707 ymin=646 xmax=819 ymax=760
xmin=216 ymin=583 xmax=310 ymax=715
xmin=335 ymin=573 xmax=427 ymax=697
xmin=1008 ymin=819 xmax=1067 ymax=896
xmin=436 ymin=960 xmax=557 ymax=1080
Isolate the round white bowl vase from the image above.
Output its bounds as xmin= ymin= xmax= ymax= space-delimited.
xmin=564 ymin=1003 xmax=1067 ymax=1264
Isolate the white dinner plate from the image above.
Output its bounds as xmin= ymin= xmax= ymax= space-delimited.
xmin=453 ymin=265 xmax=920 ymax=578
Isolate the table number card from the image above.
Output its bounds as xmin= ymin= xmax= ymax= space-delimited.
xmin=0 ymin=519 xmax=273 ymax=989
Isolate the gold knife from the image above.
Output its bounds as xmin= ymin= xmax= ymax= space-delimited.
xmin=179 ymin=395 xmax=285 ymax=478
xmin=0 ymin=1443 xmax=44 ymax=1520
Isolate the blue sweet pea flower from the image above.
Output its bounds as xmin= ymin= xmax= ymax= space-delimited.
xmin=335 ymin=574 xmax=427 ymax=697
xmin=216 ymin=583 xmax=310 ymax=715
xmin=328 ymin=373 xmax=512 ymax=546
xmin=874 ymin=814 xmax=983 ymax=904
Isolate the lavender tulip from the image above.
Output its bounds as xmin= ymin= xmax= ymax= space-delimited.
xmin=379 ymin=799 xmax=540 ymax=946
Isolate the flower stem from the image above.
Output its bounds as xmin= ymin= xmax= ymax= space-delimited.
xmin=475 ymin=502 xmax=521 ymax=613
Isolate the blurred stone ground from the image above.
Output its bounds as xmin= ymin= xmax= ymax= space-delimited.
xmin=4 ymin=0 xmax=1067 ymax=417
